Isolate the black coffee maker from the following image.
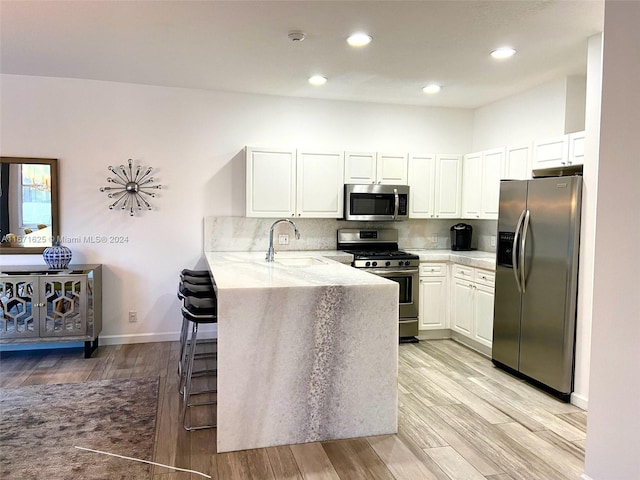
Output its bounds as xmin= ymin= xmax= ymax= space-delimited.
xmin=450 ymin=223 xmax=473 ymax=251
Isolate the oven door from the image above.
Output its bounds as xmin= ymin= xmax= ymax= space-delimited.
xmin=363 ymin=267 xmax=419 ymax=337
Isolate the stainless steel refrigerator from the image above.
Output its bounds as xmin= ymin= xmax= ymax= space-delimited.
xmin=492 ymin=176 xmax=582 ymax=401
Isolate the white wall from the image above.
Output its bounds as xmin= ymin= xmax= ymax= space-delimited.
xmin=583 ymin=1 xmax=640 ymax=479
xmin=573 ymin=32 xmax=603 ymax=411
xmin=565 ymin=75 xmax=587 ymax=134
xmin=471 ymin=77 xmax=571 ymax=151
xmin=0 ymin=74 xmax=473 ymax=343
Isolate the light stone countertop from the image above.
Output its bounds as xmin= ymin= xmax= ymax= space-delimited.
xmin=206 ymin=250 xmax=496 ymax=286
xmin=205 ymin=250 xmax=384 ymax=289
xmin=407 ymin=249 xmax=496 ymax=270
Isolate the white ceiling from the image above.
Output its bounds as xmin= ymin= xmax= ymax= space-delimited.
xmin=0 ymin=0 xmax=604 ymax=109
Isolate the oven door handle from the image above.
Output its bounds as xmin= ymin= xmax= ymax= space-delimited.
xmin=363 ymin=268 xmax=419 ymax=276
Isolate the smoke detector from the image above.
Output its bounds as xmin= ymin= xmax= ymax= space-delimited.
xmin=288 ymin=31 xmax=306 ymax=42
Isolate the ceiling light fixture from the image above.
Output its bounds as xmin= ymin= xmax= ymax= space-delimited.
xmin=490 ymin=47 xmax=517 ymax=59
xmin=308 ymin=75 xmax=327 ymax=86
xmin=422 ymin=84 xmax=441 ymax=94
xmin=347 ymin=32 xmax=372 ymax=47
xmin=288 ymin=31 xmax=306 ymax=42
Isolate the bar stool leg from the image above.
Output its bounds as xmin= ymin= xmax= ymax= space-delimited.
xmin=181 ymin=322 xmax=217 ymax=431
xmin=177 ymin=316 xmax=189 ymax=385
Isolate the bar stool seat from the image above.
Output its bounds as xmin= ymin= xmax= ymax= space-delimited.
xmin=180 ymin=273 xmax=214 ymax=286
xmin=181 ymin=269 xmax=210 ymax=278
xmin=180 ymin=295 xmax=218 ymax=431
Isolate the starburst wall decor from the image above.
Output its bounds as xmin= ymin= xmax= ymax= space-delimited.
xmin=100 ymin=159 xmax=163 ymax=216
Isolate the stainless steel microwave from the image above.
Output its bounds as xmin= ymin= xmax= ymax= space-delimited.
xmin=344 ymin=184 xmax=410 ymax=221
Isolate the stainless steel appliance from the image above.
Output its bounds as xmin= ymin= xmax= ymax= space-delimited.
xmin=344 ymin=184 xmax=409 ymax=221
xmin=337 ymin=228 xmax=419 ymax=342
xmin=492 ymin=176 xmax=582 ymax=401
xmin=450 ymin=223 xmax=473 ymax=251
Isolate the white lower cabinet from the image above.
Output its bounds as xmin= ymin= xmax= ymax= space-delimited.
xmin=450 ymin=264 xmax=495 ymax=348
xmin=451 ymin=265 xmax=474 ymax=335
xmin=418 ymin=263 xmax=448 ymax=330
xmin=474 ymin=283 xmax=495 ymax=347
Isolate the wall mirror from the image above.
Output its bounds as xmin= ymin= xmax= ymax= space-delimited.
xmin=0 ymin=157 xmax=59 ymax=255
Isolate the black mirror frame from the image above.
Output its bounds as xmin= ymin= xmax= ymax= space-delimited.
xmin=0 ymin=157 xmax=60 ymax=255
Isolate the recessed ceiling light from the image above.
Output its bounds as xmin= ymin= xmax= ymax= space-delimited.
xmin=288 ymin=31 xmax=306 ymax=42
xmin=347 ymin=32 xmax=372 ymax=47
xmin=308 ymin=75 xmax=327 ymax=86
xmin=490 ymin=47 xmax=516 ymax=59
xmin=422 ymin=84 xmax=441 ymax=94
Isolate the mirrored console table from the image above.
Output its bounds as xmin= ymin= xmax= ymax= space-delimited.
xmin=0 ymin=265 xmax=102 ymax=358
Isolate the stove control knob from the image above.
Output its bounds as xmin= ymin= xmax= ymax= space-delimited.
xmin=385 ymin=261 xmax=391 ymax=267
xmin=365 ymin=261 xmax=371 ymax=267
xmin=372 ymin=261 xmax=378 ymax=267
xmin=400 ymin=261 xmax=406 ymax=266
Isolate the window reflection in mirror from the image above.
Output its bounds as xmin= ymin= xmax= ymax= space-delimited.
xmin=1 ymin=157 xmax=59 ymax=254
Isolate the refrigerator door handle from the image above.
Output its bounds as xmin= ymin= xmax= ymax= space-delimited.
xmin=512 ymin=209 xmax=526 ymax=293
xmin=520 ymin=209 xmax=531 ymax=293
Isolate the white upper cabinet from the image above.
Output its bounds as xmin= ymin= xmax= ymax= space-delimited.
xmin=568 ymin=131 xmax=585 ymax=166
xmin=503 ymin=144 xmax=532 ymax=180
xmin=533 ymin=134 xmax=569 ymax=168
xmin=408 ymin=154 xmax=462 ymax=219
xmin=246 ymin=147 xmax=344 ymax=218
xmin=462 ymin=148 xmax=503 ymax=220
xmin=480 ymin=148 xmax=504 ymax=219
xmin=434 ymin=154 xmax=463 ymax=218
xmin=376 ymin=152 xmax=408 ymax=184
xmin=461 ymin=152 xmax=482 ymax=219
xmin=345 ymin=151 xmax=408 ymax=185
xmin=246 ymin=147 xmax=296 ymax=217
xmin=296 ymin=150 xmax=344 ymax=218
xmin=408 ymin=154 xmax=436 ymax=218
xmin=344 ymin=152 xmax=377 ymax=184
xmin=532 ymin=131 xmax=585 ymax=169
xmin=532 ymin=134 xmax=569 ymax=169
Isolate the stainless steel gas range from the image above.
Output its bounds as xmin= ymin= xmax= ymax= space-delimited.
xmin=337 ymin=228 xmax=419 ymax=343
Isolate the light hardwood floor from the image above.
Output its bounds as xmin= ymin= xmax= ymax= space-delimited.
xmin=0 ymin=339 xmax=586 ymax=479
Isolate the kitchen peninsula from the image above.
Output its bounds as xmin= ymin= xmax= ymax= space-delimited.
xmin=205 ymin=251 xmax=399 ymax=453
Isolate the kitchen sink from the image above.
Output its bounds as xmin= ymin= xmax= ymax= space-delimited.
xmin=275 ymin=257 xmax=330 ymax=266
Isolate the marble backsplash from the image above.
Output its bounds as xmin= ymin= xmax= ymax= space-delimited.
xmin=204 ymin=216 xmax=497 ymax=253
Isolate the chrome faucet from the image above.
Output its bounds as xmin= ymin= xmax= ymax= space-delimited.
xmin=266 ymin=219 xmax=300 ymax=262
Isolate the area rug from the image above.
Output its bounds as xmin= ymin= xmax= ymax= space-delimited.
xmin=0 ymin=376 xmax=159 ymax=480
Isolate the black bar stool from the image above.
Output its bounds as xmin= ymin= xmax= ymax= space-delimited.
xmin=177 ymin=280 xmax=216 ymax=383
xmin=181 ymin=294 xmax=218 ymax=431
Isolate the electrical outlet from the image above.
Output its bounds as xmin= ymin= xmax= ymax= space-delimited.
xmin=430 ymin=235 xmax=438 ymax=244
xmin=128 ymin=310 xmax=137 ymax=323
xmin=490 ymin=235 xmax=497 ymax=247
xmin=278 ymin=234 xmax=289 ymax=245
